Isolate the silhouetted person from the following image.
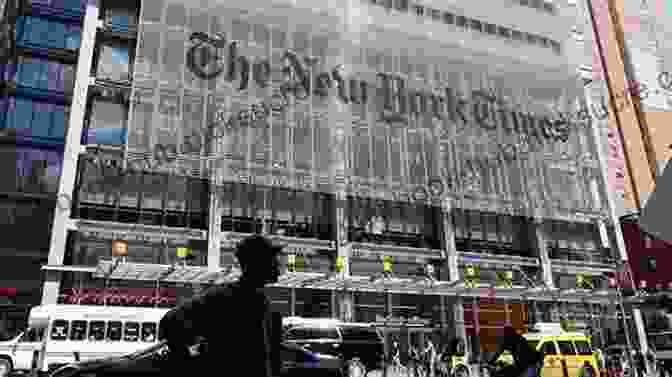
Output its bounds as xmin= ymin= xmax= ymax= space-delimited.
xmin=159 ymin=235 xmax=282 ymax=376
xmin=487 ymin=326 xmax=542 ymax=377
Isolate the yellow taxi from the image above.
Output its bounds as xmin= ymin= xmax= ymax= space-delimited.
xmin=449 ymin=323 xmax=599 ymax=377
xmin=523 ymin=329 xmax=600 ymax=377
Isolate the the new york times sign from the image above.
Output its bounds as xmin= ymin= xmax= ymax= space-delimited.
xmin=186 ymin=31 xmax=571 ymax=154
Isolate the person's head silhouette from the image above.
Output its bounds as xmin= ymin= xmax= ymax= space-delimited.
xmin=235 ymin=235 xmax=283 ymax=288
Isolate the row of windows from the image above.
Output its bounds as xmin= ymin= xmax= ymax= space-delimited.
xmin=15 ymin=16 xmax=82 ymax=51
xmin=5 ymin=55 xmax=76 ymax=94
xmin=50 ymin=319 xmax=159 ymax=342
xmin=67 ymin=237 xmax=207 ymax=267
xmin=368 ymin=0 xmax=561 ymax=54
xmin=0 ymin=97 xmax=70 ymax=142
xmin=31 ymin=0 xmax=86 ymax=12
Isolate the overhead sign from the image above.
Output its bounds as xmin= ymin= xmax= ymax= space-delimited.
xmin=640 ymin=157 xmax=672 ymax=243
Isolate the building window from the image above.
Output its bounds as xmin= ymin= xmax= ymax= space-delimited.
xmin=94 ymin=42 xmax=131 ymax=82
xmin=456 ymin=16 xmax=467 ymax=28
xmin=525 ymin=33 xmax=535 ymax=44
xmin=395 ymin=0 xmax=409 ymax=11
xmin=1 ymin=97 xmax=69 ymax=141
xmin=9 ymin=56 xmax=76 ymax=93
xmin=485 ymin=23 xmax=497 ymax=35
xmin=430 ymin=8 xmax=441 ymax=21
xmin=101 ymin=0 xmax=139 ymax=33
xmin=469 ymin=19 xmax=483 ymax=32
xmin=76 ymin=155 xmax=208 ymax=230
xmin=221 ymin=184 xmax=333 ymax=240
xmin=348 ymin=197 xmax=440 ymax=249
xmin=0 ymin=198 xmax=53 ymax=249
xmin=15 ymin=16 xmax=82 ymax=51
xmin=355 ymin=292 xmax=386 ymax=323
xmin=542 ymin=1 xmax=554 ymax=13
xmin=413 ymin=5 xmax=424 ymax=16
xmin=442 ymin=12 xmax=454 ymax=24
xmin=85 ymin=99 xmax=127 ymax=146
xmin=511 ymin=30 xmax=523 ymax=41
xmin=498 ymin=26 xmax=511 ymax=38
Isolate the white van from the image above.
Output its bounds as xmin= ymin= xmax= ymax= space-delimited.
xmin=0 ymin=305 xmax=169 ymax=377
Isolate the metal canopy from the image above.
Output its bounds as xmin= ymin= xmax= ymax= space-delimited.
xmin=94 ymin=260 xmax=241 ymax=284
xmin=92 ymin=261 xmax=619 ymax=304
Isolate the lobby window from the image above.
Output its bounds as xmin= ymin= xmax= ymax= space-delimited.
xmin=8 ymin=56 xmax=75 ymax=93
xmin=453 ymin=210 xmax=532 ymax=257
xmin=550 ymin=41 xmax=561 ymax=54
xmin=511 ymin=30 xmax=523 ymax=41
xmin=94 ymin=41 xmax=132 ymax=82
xmin=85 ymin=99 xmax=127 ymax=146
xmin=543 ymin=1 xmax=554 ymax=13
xmin=430 ymin=8 xmax=441 ymax=21
xmin=220 ymin=184 xmax=333 ymax=240
xmin=442 ymin=12 xmax=454 ymax=24
xmin=348 ymin=197 xmax=440 ymax=249
xmin=1 ymin=97 xmax=68 ymax=142
xmin=485 ymin=23 xmax=497 ymax=35
xmin=354 ymin=292 xmax=386 ymax=323
xmin=546 ymin=221 xmax=601 ymax=262
xmin=15 ymin=16 xmax=82 ymax=50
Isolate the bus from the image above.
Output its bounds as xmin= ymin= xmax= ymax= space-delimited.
xmin=0 ymin=305 xmax=169 ymax=376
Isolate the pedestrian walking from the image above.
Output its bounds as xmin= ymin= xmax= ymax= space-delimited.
xmin=158 ymin=234 xmax=283 ymax=376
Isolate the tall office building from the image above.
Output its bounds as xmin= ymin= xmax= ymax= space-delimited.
xmin=0 ymin=0 xmax=84 ymax=335
xmin=23 ymin=0 xmax=636 ymax=351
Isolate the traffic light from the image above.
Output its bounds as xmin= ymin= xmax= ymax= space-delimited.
xmin=465 ymin=265 xmax=479 ymax=288
xmin=577 ymin=274 xmax=594 ymax=290
xmin=496 ymin=270 xmax=514 ymax=288
xmin=287 ymin=254 xmax=296 ymax=273
xmin=383 ymin=256 xmax=393 ymax=276
xmin=334 ymin=255 xmax=345 ymax=274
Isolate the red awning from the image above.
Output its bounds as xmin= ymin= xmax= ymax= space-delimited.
xmin=0 ymin=288 xmax=17 ymax=297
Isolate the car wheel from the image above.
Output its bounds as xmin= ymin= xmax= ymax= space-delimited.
xmin=344 ymin=358 xmax=367 ymax=377
xmin=0 ymin=359 xmax=12 ymax=377
xmin=454 ymin=365 xmax=470 ymax=377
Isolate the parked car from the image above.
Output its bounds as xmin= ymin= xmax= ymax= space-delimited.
xmin=282 ymin=317 xmax=385 ymax=376
xmin=46 ymin=341 xmax=343 ymax=377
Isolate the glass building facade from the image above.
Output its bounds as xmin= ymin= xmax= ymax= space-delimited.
xmin=0 ymin=0 xmax=85 ymax=337
xmin=33 ymin=0 xmax=633 ymax=353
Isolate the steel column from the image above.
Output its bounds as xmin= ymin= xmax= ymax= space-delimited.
xmin=42 ymin=0 xmax=100 ymax=305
